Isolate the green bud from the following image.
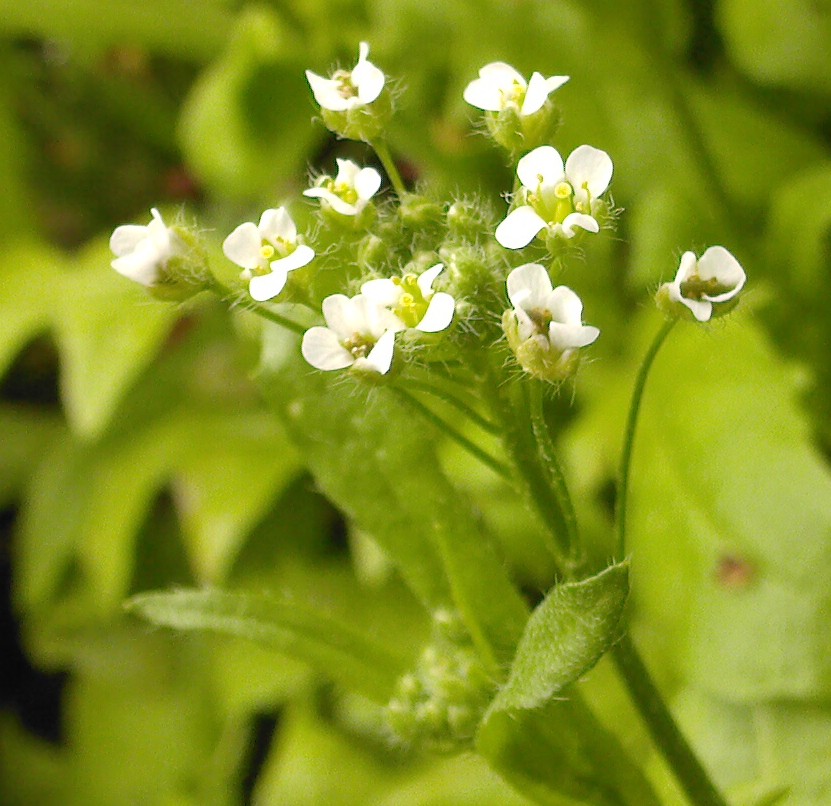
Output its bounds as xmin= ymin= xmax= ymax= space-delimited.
xmin=148 ymin=226 xmax=211 ymax=302
xmin=398 ymin=193 xmax=443 ymax=230
xmin=503 ymin=309 xmax=579 ymax=382
xmin=484 ymin=100 xmax=563 ymax=159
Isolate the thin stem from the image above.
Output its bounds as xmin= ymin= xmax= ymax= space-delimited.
xmin=528 ymin=381 xmax=583 ymax=569
xmin=611 ymin=634 xmax=729 ymax=806
xmin=369 ymin=140 xmax=407 ymax=198
xmin=391 ymin=386 xmax=511 ymax=481
xmin=615 ymin=318 xmax=675 ymax=559
xmin=404 ymin=378 xmax=501 ymax=434
xmin=206 ymin=277 xmax=307 ymax=335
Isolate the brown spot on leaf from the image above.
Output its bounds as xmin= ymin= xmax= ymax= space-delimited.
xmin=716 ymin=554 xmax=755 ymax=589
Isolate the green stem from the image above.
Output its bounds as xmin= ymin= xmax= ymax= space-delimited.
xmin=370 ymin=140 xmax=407 ymax=198
xmin=528 ymin=381 xmax=583 ymax=569
xmin=404 ymin=378 xmax=501 ymax=434
xmin=615 ymin=318 xmax=675 ymax=559
xmin=206 ymin=277 xmax=307 ymax=335
xmin=390 ymin=386 xmax=511 ymax=481
xmin=611 ymin=634 xmax=729 ymax=806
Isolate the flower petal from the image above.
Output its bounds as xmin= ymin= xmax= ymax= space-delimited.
xmin=302 ymin=326 xmax=354 ymax=371
xmin=305 ymin=70 xmax=350 ymax=112
xmin=506 ymin=263 xmax=553 ymax=311
xmin=565 ymin=145 xmax=613 ymax=200
xmin=496 ymin=206 xmax=547 ymax=249
xmin=559 ymin=212 xmax=600 ymax=238
xmin=416 ymin=263 xmax=444 ymax=297
xmin=547 ymin=285 xmax=585 ymax=326
xmin=223 ymin=222 xmax=263 ymax=269
xmin=697 ymin=246 xmax=746 ymax=301
xmin=416 ymin=292 xmax=455 ymax=332
xmin=260 ymin=207 xmax=296 ymax=243
xmin=355 ymin=167 xmax=382 ymax=201
xmin=361 ymin=278 xmax=401 ymax=307
xmin=674 ymin=251 xmax=698 ymax=284
xmin=463 ymin=62 xmax=525 ymax=110
xmin=548 ymin=321 xmax=599 ymax=351
xmin=682 ymin=297 xmax=713 ymax=322
xmin=352 ymin=43 xmax=385 ymax=104
xmin=360 ymin=329 xmax=396 ymax=374
xmin=334 ymin=159 xmax=361 ymax=186
xmin=522 ymin=72 xmax=567 ymax=115
xmin=110 ymin=224 xmax=148 ymax=258
xmin=322 ymin=294 xmax=362 ymax=339
xmin=111 ymin=240 xmax=161 ymax=286
xmin=249 ymin=268 xmax=289 ymax=301
xmin=272 ymin=244 xmax=315 ymax=274
xmin=516 ymin=145 xmax=565 ymax=190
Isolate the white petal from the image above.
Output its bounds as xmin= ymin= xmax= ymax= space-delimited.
xmin=416 ymin=293 xmax=455 ymax=332
xmin=416 ymin=263 xmax=444 ymax=297
xmin=355 ymin=167 xmax=382 ymax=201
xmin=516 ymin=146 xmax=565 ymax=190
xmin=260 ymin=207 xmax=296 ymax=243
xmin=674 ymin=251 xmax=698 ymax=284
xmin=521 ymin=72 xmax=567 ymax=115
xmin=322 ymin=294 xmax=362 ymax=339
xmin=305 ymin=70 xmax=350 ymax=112
xmin=463 ymin=78 xmax=505 ymax=111
xmin=111 ymin=240 xmax=161 ymax=286
xmin=548 ymin=322 xmax=599 ymax=351
xmin=496 ymin=206 xmax=547 ymax=249
xmin=559 ymin=212 xmax=600 ymax=238
xmin=697 ymin=246 xmax=746 ymax=300
xmin=507 ymin=263 xmax=553 ymax=311
xmin=110 ymin=224 xmax=148 ymax=257
xmin=334 ymin=158 xmax=361 ymax=186
xmin=249 ymin=269 xmax=289 ymax=301
xmin=547 ymin=285 xmax=585 ymax=326
xmin=352 ymin=43 xmax=384 ymax=104
xmin=361 ymin=278 xmax=402 ymax=306
xmin=565 ymin=145 xmax=613 ymax=200
xmin=682 ymin=297 xmax=713 ymax=322
xmin=478 ymin=62 xmax=526 ymax=85
xmin=360 ymin=329 xmax=396 ymax=374
xmin=355 ymin=294 xmax=404 ymax=338
xmin=223 ymin=222 xmax=262 ymax=269
xmin=272 ymin=244 xmax=315 ymax=274
xmin=302 ymin=327 xmax=354 ymax=371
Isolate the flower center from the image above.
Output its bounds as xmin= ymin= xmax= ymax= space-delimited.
xmin=680 ymin=273 xmax=731 ymax=300
xmin=342 ymin=332 xmax=375 ymax=359
xmin=329 ymin=179 xmax=359 ymax=206
xmin=530 ymin=179 xmax=574 ymax=225
xmin=499 ymin=80 xmax=526 ymax=110
xmin=391 ymin=274 xmax=429 ymax=328
xmin=333 ymin=69 xmax=359 ymax=100
xmin=253 ymin=238 xmax=294 ymax=275
xmin=527 ymin=306 xmax=553 ymax=335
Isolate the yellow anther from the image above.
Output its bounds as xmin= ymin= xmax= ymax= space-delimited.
xmin=260 ymin=244 xmax=275 ymax=260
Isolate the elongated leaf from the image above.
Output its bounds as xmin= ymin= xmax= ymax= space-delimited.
xmin=126 ymin=588 xmax=406 ymax=701
xmin=258 ymin=327 xmax=529 ymax=669
xmin=476 ymin=563 xmax=658 ymax=806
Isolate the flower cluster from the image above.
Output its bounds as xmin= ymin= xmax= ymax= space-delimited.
xmin=109 ymin=49 xmax=745 ymax=387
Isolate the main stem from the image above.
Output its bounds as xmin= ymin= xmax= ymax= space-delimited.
xmin=615 ymin=318 xmax=675 ymax=559
xmin=611 ymin=636 xmax=729 ymax=806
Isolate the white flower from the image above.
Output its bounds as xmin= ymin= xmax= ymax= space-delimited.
xmin=110 ymin=208 xmax=181 ymax=286
xmin=301 ymin=294 xmax=404 ymax=374
xmin=361 ymin=263 xmax=455 ymax=333
xmin=303 ymin=159 xmax=382 ymax=216
xmin=663 ymin=247 xmax=746 ymax=322
xmin=463 ymin=62 xmax=569 ymax=116
xmin=505 ymin=263 xmax=599 ymax=369
xmin=495 ymin=145 xmax=613 ymax=248
xmin=222 ymin=208 xmax=315 ymax=302
xmin=305 ymin=42 xmax=385 ymax=112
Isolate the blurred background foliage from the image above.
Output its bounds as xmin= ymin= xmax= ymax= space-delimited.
xmin=1 ymin=0 xmax=830 ymax=803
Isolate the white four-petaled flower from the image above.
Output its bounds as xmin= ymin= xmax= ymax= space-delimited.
xmin=361 ymin=264 xmax=455 ymax=332
xmin=302 ymin=294 xmax=404 ymax=374
xmin=305 ymin=42 xmax=385 ymax=112
xmin=495 ymin=145 xmax=613 ymax=248
xmin=506 ymin=262 xmax=599 ymax=354
xmin=222 ymin=208 xmax=315 ymax=302
xmin=303 ymin=159 xmax=382 ymax=216
xmin=664 ymin=246 xmax=746 ymax=322
xmin=463 ymin=62 xmax=569 ymax=116
xmin=110 ymin=208 xmax=181 ymax=286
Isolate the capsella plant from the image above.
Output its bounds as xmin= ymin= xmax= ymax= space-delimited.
xmin=112 ymin=46 xmax=745 ymax=806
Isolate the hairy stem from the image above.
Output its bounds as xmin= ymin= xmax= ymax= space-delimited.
xmin=206 ymin=277 xmax=307 ymax=335
xmin=370 ymin=140 xmax=408 ymax=198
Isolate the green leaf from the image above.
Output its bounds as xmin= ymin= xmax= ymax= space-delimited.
xmin=258 ymin=328 xmax=529 ymax=669
xmin=476 ymin=564 xmax=658 ymax=806
xmin=126 ymin=588 xmax=406 ymax=701
xmin=486 ymin=562 xmax=629 ymax=715
xmin=178 ymin=7 xmax=321 ymax=199
xmin=628 ymin=318 xmax=831 ymax=701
